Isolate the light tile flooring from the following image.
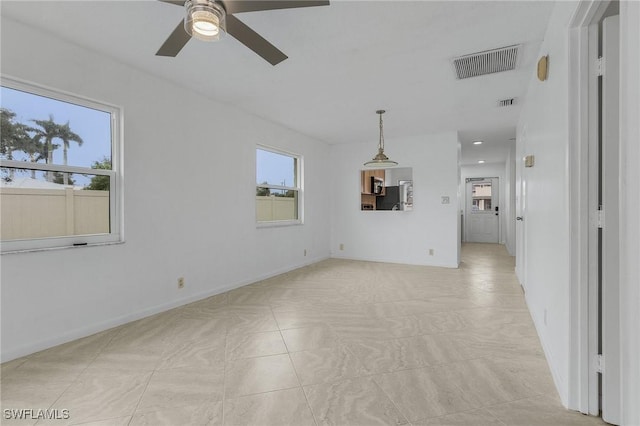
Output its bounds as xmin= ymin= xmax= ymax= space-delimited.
xmin=1 ymin=244 xmax=607 ymax=426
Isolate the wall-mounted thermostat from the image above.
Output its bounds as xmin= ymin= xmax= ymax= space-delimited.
xmin=524 ymin=155 xmax=535 ymax=168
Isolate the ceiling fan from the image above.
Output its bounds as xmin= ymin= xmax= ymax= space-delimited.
xmin=156 ymin=0 xmax=329 ymax=65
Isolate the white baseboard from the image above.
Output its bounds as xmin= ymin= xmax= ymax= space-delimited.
xmin=0 ymin=255 xmax=330 ymax=362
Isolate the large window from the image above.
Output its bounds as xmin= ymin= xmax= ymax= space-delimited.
xmin=1 ymin=77 xmax=122 ymax=252
xmin=256 ymin=146 xmax=302 ymax=224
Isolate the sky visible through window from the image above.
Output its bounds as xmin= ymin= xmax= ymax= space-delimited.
xmin=256 ymin=148 xmax=295 ymax=187
xmin=3 ymin=86 xmax=296 ymax=189
xmin=1 ymin=86 xmax=111 ymax=172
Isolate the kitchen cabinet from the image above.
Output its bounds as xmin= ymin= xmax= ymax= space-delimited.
xmin=361 ymin=170 xmax=386 ymax=195
xmin=361 ymin=169 xmax=385 ymax=210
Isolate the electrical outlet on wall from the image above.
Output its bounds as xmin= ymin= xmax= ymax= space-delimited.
xmin=339 ymin=243 xmax=344 ymax=251
xmin=178 ymin=277 xmax=185 ymax=289
xmin=304 ymin=249 xmax=307 ymax=256
xmin=428 ymin=249 xmax=434 ymax=256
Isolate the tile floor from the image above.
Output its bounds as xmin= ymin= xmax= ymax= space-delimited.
xmin=1 ymin=243 xmax=607 ymax=425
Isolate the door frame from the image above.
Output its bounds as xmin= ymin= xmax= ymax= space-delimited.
xmin=568 ymin=0 xmax=640 ymax=421
xmin=600 ymin=15 xmax=621 ymax=424
xmin=617 ymin=4 xmax=640 ymax=425
xmin=515 ymin=126 xmax=527 ymax=289
xmin=567 ymin=0 xmax=615 ymax=416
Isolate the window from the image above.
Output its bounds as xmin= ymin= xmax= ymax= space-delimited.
xmin=1 ymin=77 xmax=122 ymax=252
xmin=256 ymin=146 xmax=302 ymax=224
xmin=471 ymin=182 xmax=492 ymax=211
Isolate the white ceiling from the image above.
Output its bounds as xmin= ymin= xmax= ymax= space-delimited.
xmin=458 ymin=127 xmax=517 ymax=166
xmin=1 ymin=0 xmax=554 ymax=164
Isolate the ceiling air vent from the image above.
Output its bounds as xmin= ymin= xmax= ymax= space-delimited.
xmin=452 ymin=44 xmax=520 ymax=79
xmin=497 ymin=98 xmax=517 ymax=107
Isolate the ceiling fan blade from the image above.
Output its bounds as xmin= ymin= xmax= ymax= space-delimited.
xmin=222 ymin=0 xmax=329 ymax=15
xmin=157 ymin=0 xmax=184 ymax=5
xmin=226 ymin=14 xmax=287 ymax=65
xmin=156 ymin=20 xmax=191 ymax=57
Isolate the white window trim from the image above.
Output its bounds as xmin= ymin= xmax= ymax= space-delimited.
xmin=256 ymin=144 xmax=303 ymax=227
xmin=0 ymin=75 xmax=124 ymax=253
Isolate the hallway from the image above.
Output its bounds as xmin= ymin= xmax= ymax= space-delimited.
xmin=1 ymin=244 xmax=606 ymax=425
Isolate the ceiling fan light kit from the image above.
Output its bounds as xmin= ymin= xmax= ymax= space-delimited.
xmin=157 ymin=0 xmax=330 ymax=65
xmin=364 ymin=110 xmax=398 ymax=169
xmin=185 ymin=0 xmax=225 ymax=42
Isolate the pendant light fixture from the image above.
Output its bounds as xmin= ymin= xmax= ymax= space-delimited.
xmin=364 ymin=110 xmax=398 ymax=168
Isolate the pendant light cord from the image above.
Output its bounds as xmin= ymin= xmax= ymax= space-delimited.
xmin=379 ymin=111 xmax=384 ymax=152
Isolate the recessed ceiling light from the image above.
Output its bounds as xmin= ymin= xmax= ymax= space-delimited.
xmin=478 ymin=160 xmax=485 ymax=164
xmin=473 ymin=141 xmax=483 ymax=145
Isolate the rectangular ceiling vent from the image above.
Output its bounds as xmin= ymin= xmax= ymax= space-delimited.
xmin=452 ymin=45 xmax=520 ymax=79
xmin=497 ymin=98 xmax=517 ymax=107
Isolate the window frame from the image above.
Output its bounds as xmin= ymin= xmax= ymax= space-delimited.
xmin=0 ymin=76 xmax=124 ymax=253
xmin=255 ymin=144 xmax=303 ymax=227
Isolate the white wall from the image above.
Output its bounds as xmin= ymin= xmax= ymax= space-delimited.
xmin=460 ymin=163 xmax=507 ymax=245
xmin=519 ymin=2 xmax=640 ymax=416
xmin=330 ymin=132 xmax=460 ymax=268
xmin=515 ymin=0 xmax=579 ymax=406
xmin=384 ymin=167 xmax=413 ymax=186
xmin=0 ymin=18 xmax=331 ymax=361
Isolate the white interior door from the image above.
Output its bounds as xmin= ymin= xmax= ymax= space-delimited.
xmin=515 ymin=128 xmax=527 ymax=288
xmin=601 ymin=14 xmax=620 ymax=425
xmin=465 ymin=178 xmax=499 ymax=243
